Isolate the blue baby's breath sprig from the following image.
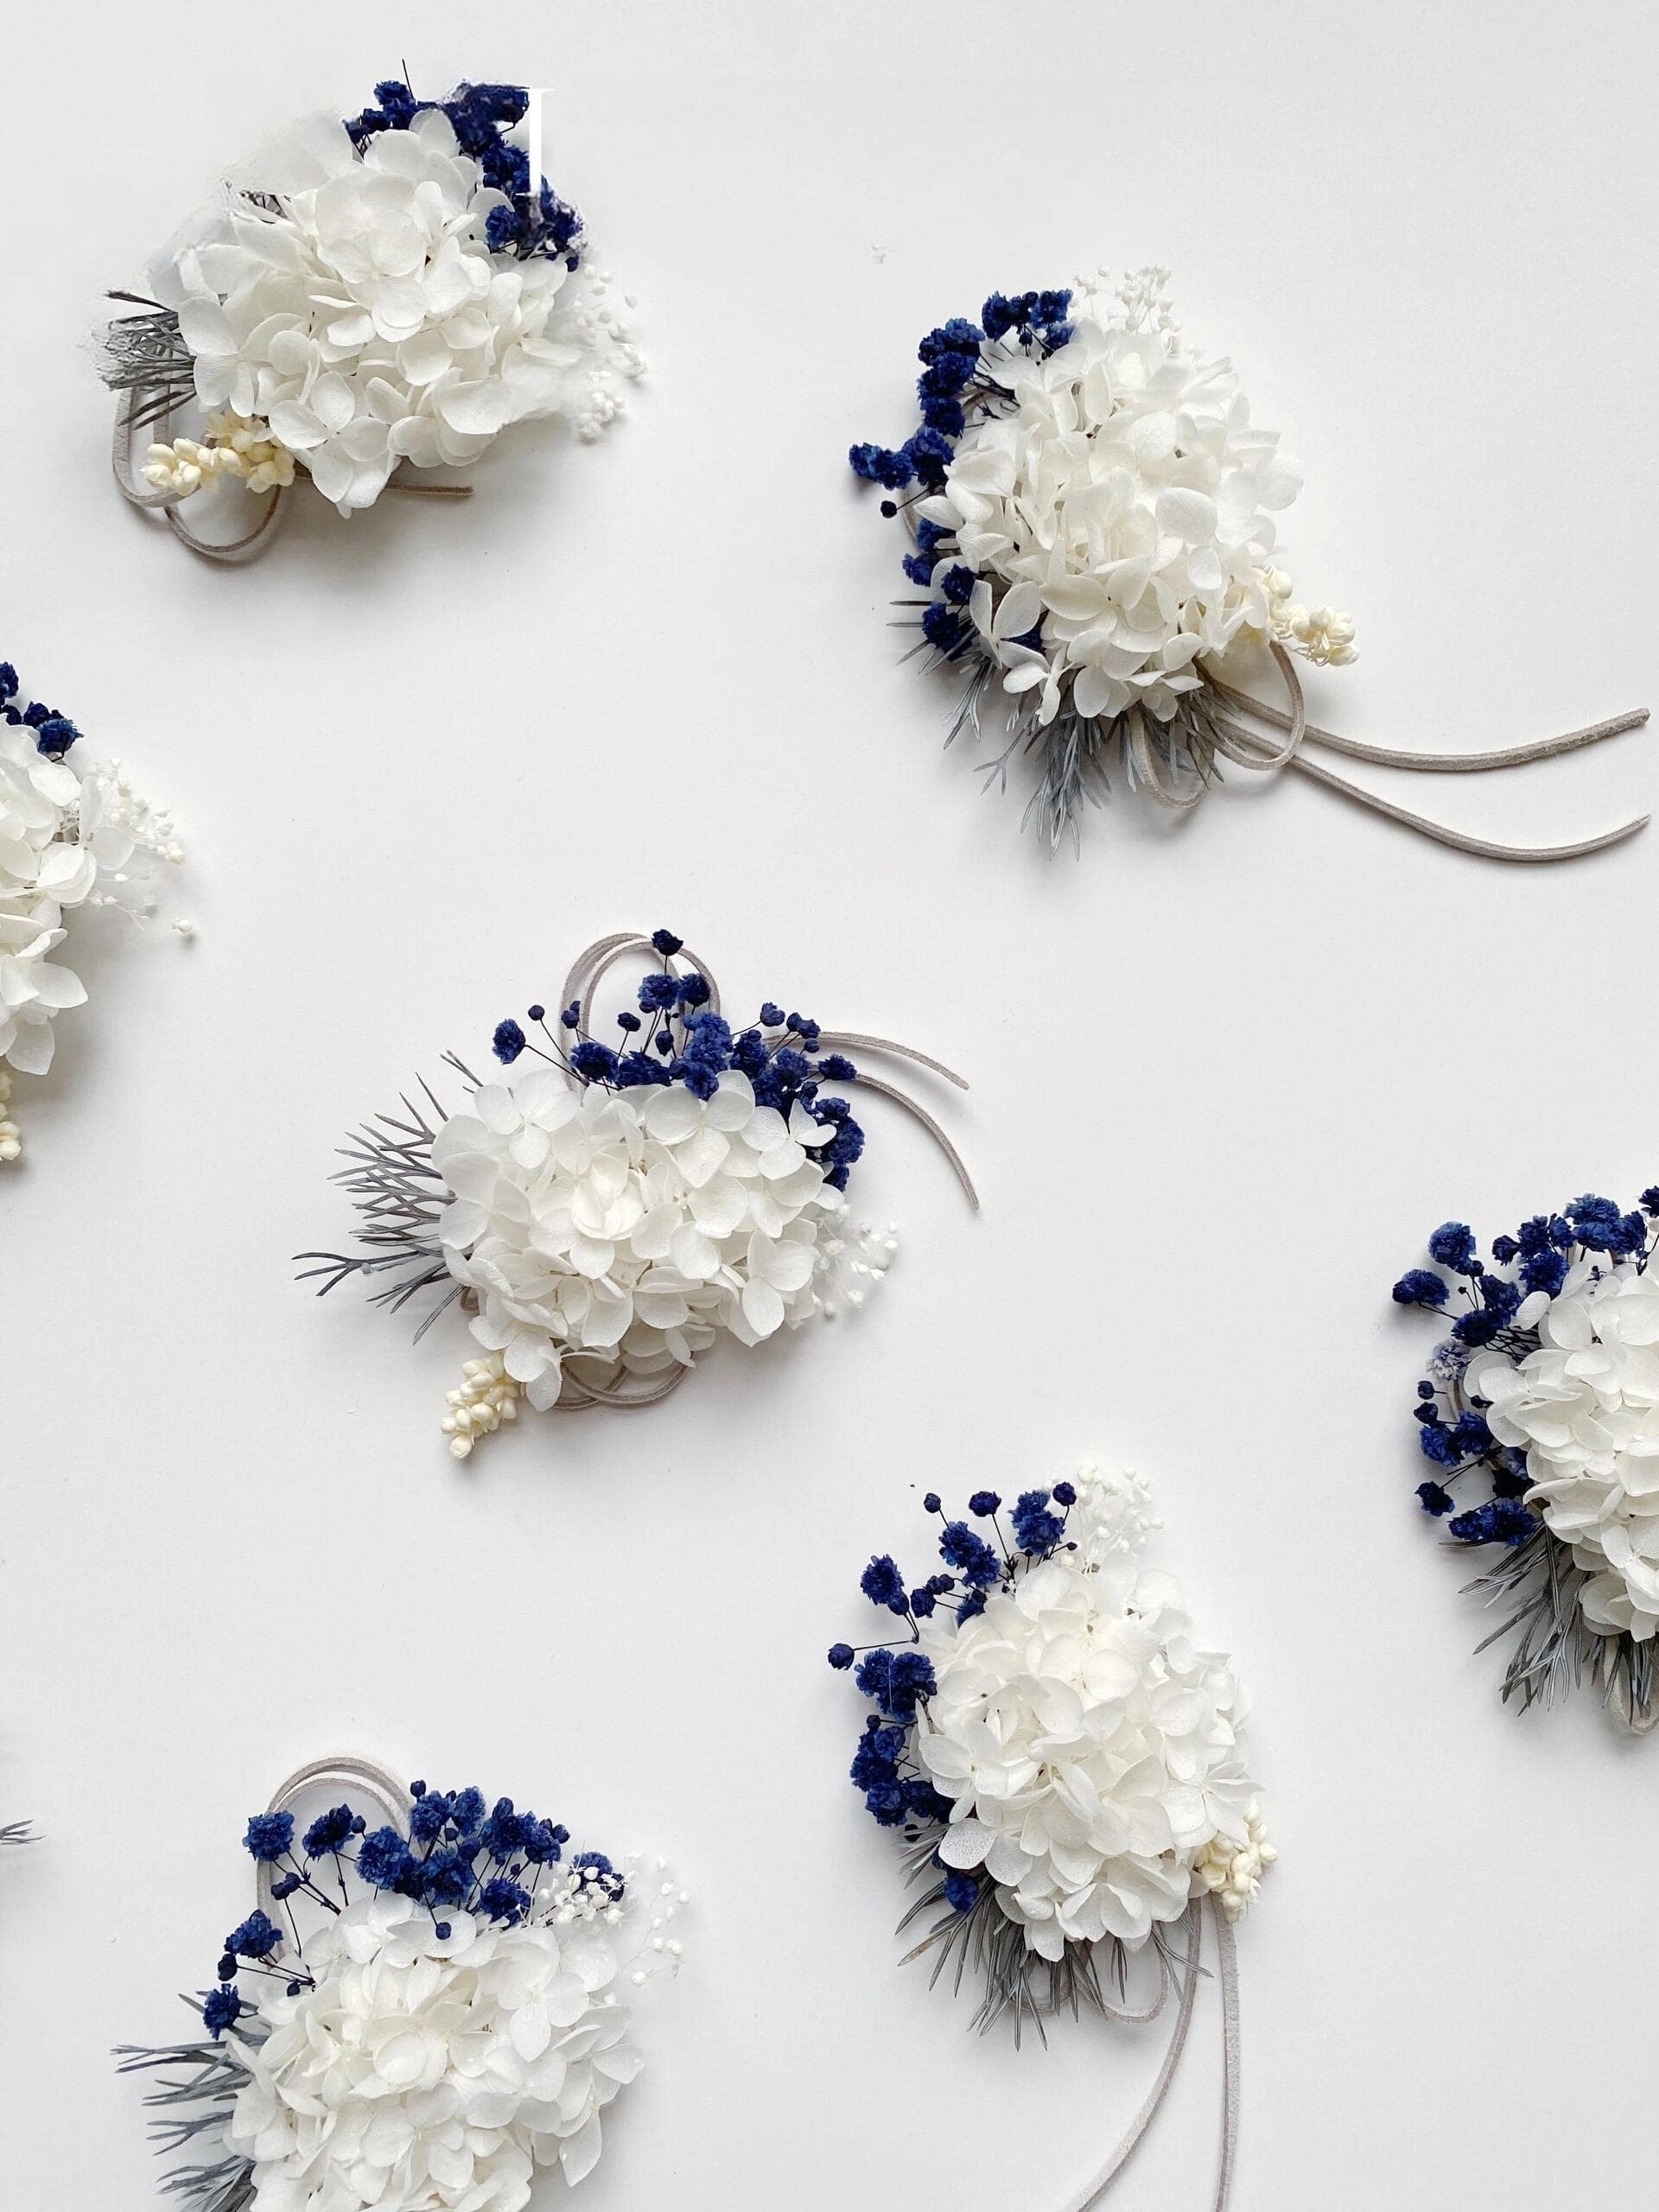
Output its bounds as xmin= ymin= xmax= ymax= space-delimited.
xmin=849 ymin=290 xmax=1073 ymax=504
xmin=836 ymin=1487 xmax=1078 ymax=1795
xmin=344 ymin=77 xmax=584 ymax=267
xmin=491 ymin=925 xmax=868 ymax=1188
xmin=0 ymin=661 xmax=81 ymax=760
xmin=202 ymin=1783 xmax=591 ymax=2035
xmin=826 ymin=1484 xmax=1084 ymax=2031
xmin=1391 ymin=1189 xmax=1659 ymax=1726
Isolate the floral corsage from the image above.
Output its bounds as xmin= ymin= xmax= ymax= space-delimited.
xmin=830 ymin=1469 xmax=1271 ymax=2199
xmin=119 ymin=1757 xmax=685 ymax=2209
xmin=0 ymin=661 xmax=188 ymax=1162
xmin=302 ymin=930 xmax=975 ymax=1458
xmin=99 ymin=77 xmax=640 ymax=561
xmin=851 ymin=267 xmax=1646 ymax=861
xmin=1394 ymin=1192 xmax=1659 ymax=1730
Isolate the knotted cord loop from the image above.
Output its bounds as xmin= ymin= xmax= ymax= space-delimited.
xmin=559 ymin=932 xmax=723 ymax=1043
xmin=112 ymin=388 xmax=286 ymax=563
xmin=814 ymin=1031 xmax=978 ymax=1211
xmin=255 ymin=1757 xmax=411 ymax=1916
xmin=1056 ymin=1897 xmax=1241 ymax=2212
xmin=111 ymin=384 xmax=472 ymax=564
xmin=1192 ymin=644 xmax=1649 ymax=862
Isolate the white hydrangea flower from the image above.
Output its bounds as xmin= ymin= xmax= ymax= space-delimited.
xmin=149 ymin=107 xmax=641 ymax=515
xmin=0 ymin=703 xmax=186 ymax=1159
xmin=916 ymin=269 xmax=1349 ymax=726
xmin=432 ymin=1065 xmax=858 ymax=1411
xmin=226 ymin=1887 xmax=642 ymax=2208
xmin=1468 ymin=1261 xmax=1659 ymax=1640
xmin=920 ymin=1470 xmax=1265 ymax=1957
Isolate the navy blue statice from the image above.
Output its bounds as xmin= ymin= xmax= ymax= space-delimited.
xmin=1392 ymin=1189 xmax=1659 ymax=1544
xmin=0 ymin=662 xmax=81 ymax=759
xmin=848 ymin=288 xmax=1074 ymax=665
xmin=197 ymin=1775 xmax=604 ymax=2038
xmin=343 ymin=79 xmax=584 ymax=266
xmin=241 ymin=1811 xmax=295 ymax=1863
xmin=492 ymin=933 xmax=868 ymax=1192
xmin=828 ymin=1479 xmax=1080 ymax=1844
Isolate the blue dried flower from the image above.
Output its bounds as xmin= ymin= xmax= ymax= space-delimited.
xmin=357 ymin=1827 xmax=413 ymax=1891
xmin=855 ymin=1647 xmax=937 ymax=1720
xmin=479 ymin=1878 xmax=532 ymax=1924
xmin=242 ymin=1811 xmax=294 ymax=1863
xmin=302 ymin=1804 xmax=359 ymax=1856
xmin=860 ymin=1554 xmax=908 ymax=1612
xmin=939 ymin=1520 xmax=1000 ymax=1587
xmin=225 ymin=1910 xmax=283 ymax=1961
xmin=1427 ymin=1222 xmax=1478 ymax=1271
xmin=1448 ymin=1498 xmax=1537 ymax=1546
xmin=1011 ymin=1489 xmax=1065 ymax=1556
xmin=570 ymin=1039 xmax=620 ymax=1084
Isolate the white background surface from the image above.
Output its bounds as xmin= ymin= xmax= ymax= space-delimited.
xmin=1 ymin=4 xmax=1655 ymax=2207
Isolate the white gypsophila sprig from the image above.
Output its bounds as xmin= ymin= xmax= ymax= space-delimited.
xmin=142 ymin=104 xmax=642 ymax=516
xmin=917 ymin=269 xmax=1351 ymax=732
xmin=1468 ymin=1262 xmax=1659 ymax=1641
xmin=429 ymin=1065 xmax=888 ymax=1446
xmin=0 ymin=698 xmax=187 ymax=1157
xmin=921 ymin=1469 xmax=1270 ymax=1957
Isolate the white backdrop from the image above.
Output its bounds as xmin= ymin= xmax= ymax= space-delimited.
xmin=2 ymin=5 xmax=1654 ymax=2207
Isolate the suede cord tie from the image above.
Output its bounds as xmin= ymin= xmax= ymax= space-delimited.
xmin=1133 ymin=642 xmax=1650 ymax=862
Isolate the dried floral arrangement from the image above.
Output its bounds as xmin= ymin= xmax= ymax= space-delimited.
xmin=0 ymin=660 xmax=187 ymax=1160
xmin=99 ymin=76 xmax=641 ymax=559
xmin=120 ymin=1758 xmax=684 ymax=2211
xmin=829 ymin=1466 xmax=1271 ymax=2204
xmin=851 ymin=268 xmax=1646 ymax=860
xmin=302 ymin=930 xmax=975 ymax=1458
xmin=1394 ymin=1191 xmax=1659 ymax=1729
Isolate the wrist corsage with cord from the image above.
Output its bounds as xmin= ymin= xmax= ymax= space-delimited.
xmin=829 ymin=1466 xmax=1272 ymax=2211
xmin=300 ymin=929 xmax=976 ymax=1459
xmin=96 ymin=75 xmax=641 ymax=563
xmin=118 ymin=1756 xmax=685 ymax=2211
xmin=850 ymin=266 xmax=1647 ymax=860
xmin=1393 ymin=1190 xmax=1659 ymax=1731
xmin=0 ymin=660 xmax=188 ymax=1162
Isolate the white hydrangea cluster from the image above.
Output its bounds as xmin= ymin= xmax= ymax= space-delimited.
xmin=227 ymin=1880 xmax=658 ymax=2209
xmin=921 ymin=1469 xmax=1268 ymax=1957
xmin=0 ymin=713 xmax=184 ymax=1154
xmin=431 ymin=1064 xmax=874 ymax=1427
xmin=1469 ymin=1261 xmax=1659 ymax=1640
xmin=148 ymin=105 xmax=641 ymax=514
xmin=918 ymin=267 xmax=1351 ymax=725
